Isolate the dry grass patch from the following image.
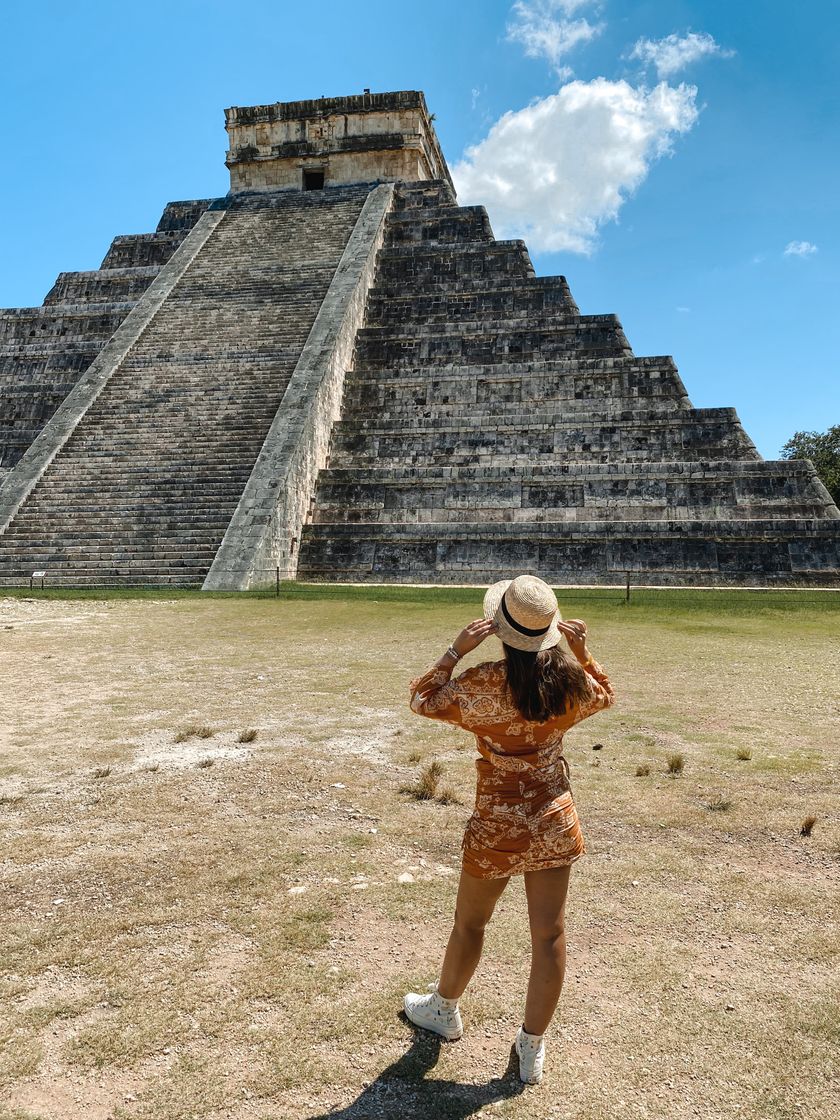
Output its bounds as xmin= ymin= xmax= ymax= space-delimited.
xmin=401 ymin=759 xmax=444 ymax=801
xmin=666 ymin=752 xmax=685 ymax=775
xmin=173 ymin=724 xmax=214 ymax=744
xmin=736 ymin=746 xmax=753 ymax=761
xmin=800 ymin=814 xmax=818 ymax=837
xmin=706 ymin=794 xmax=734 ymax=812
xmin=237 ymin=728 xmax=258 ymax=743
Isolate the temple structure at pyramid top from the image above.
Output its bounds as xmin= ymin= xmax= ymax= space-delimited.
xmin=0 ymin=89 xmax=837 ymax=588
xmin=224 ymin=90 xmax=453 ymax=193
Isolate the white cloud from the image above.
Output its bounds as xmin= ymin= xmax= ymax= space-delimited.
xmin=453 ymin=78 xmax=699 ymax=254
xmin=784 ymin=240 xmax=818 ymax=258
xmin=630 ymin=31 xmax=734 ymax=78
xmin=507 ymin=1 xmax=603 ymax=75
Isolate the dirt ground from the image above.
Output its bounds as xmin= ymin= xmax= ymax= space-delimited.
xmin=1 ymin=589 xmax=838 ymax=1120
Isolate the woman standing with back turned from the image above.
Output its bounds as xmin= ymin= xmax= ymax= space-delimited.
xmin=403 ymin=574 xmax=615 ymax=1085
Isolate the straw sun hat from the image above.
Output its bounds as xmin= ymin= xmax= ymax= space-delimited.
xmin=483 ymin=574 xmax=562 ymax=653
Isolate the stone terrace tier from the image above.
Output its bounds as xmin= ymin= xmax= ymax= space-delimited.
xmin=0 ymin=187 xmax=372 ymax=586
xmin=297 ymin=182 xmax=840 ymax=585
xmin=0 ymin=200 xmax=213 ymax=470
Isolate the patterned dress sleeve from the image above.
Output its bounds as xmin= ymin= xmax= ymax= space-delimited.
xmin=409 ymin=662 xmax=474 ymax=727
xmin=571 ymin=657 xmax=615 ymax=724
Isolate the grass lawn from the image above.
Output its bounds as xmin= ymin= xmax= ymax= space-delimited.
xmin=1 ymin=586 xmax=838 ymax=1120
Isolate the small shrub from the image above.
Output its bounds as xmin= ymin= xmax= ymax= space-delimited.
xmin=666 ymin=753 xmax=685 ymax=776
xmin=436 ymin=784 xmax=462 ymax=806
xmin=92 ymin=766 xmax=111 ymax=779
xmin=238 ymin=728 xmax=258 ymax=743
xmin=800 ymin=815 xmax=817 ymax=837
xmin=0 ymin=793 xmax=24 ymax=806
xmin=736 ymin=747 xmax=752 ymax=761
xmin=706 ymin=795 xmax=733 ymax=812
xmin=635 ymin=764 xmax=650 ymax=777
xmin=174 ymin=724 xmax=215 ymax=743
xmin=401 ymin=760 xmax=443 ymax=801
xmin=197 ymin=758 xmax=215 ymax=769
xmin=406 ymin=749 xmax=422 ymax=764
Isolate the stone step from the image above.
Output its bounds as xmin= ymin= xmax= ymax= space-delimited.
xmin=155 ymin=199 xmax=215 ymax=232
xmin=334 ymin=404 xmax=726 ymax=436
xmin=0 ymin=341 xmax=105 ymax=360
xmin=310 ymin=500 xmax=830 ymax=524
xmin=343 ymin=364 xmax=689 ymax=410
xmin=13 ymin=502 xmax=239 ymax=519
xmin=375 ymin=240 xmax=534 ymax=284
xmin=315 ymin=459 xmax=822 ymax=485
xmin=354 ymin=322 xmax=631 ymax=368
xmin=341 ymin=397 xmax=688 ymax=423
xmin=100 ymin=230 xmax=188 ymax=269
xmin=328 ymin=411 xmax=757 ymax=465
xmin=391 ymin=182 xmax=457 ymax=211
xmin=297 ymin=519 xmax=840 ymax=585
xmin=43 ymin=266 xmax=161 ymax=305
xmin=311 ymin=458 xmax=834 ymax=522
xmin=365 ymin=278 xmax=578 ymax=323
xmin=384 ymin=206 xmax=494 ymax=246
xmin=336 ymin=403 xmax=697 ymax=437
xmin=0 ymin=521 xmax=228 ymax=538
xmin=0 ymin=304 xmax=132 ymax=334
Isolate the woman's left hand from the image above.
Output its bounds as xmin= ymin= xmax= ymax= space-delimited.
xmin=452 ymin=618 xmax=497 ymax=657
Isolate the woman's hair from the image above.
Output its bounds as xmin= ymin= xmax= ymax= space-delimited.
xmin=504 ymin=643 xmax=592 ymax=722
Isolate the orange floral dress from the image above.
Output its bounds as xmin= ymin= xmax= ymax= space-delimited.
xmin=409 ymin=657 xmax=615 ymax=879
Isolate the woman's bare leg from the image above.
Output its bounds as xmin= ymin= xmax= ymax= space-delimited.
xmin=437 ymin=869 xmax=509 ymax=1000
xmin=522 ymin=865 xmax=572 ymax=1035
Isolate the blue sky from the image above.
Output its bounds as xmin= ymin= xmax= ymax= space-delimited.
xmin=1 ymin=0 xmax=836 ymax=459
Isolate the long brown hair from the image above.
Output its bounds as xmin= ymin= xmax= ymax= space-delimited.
xmin=504 ymin=643 xmax=591 ymax=722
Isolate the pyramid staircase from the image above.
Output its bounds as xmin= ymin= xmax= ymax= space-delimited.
xmin=296 ymin=183 xmax=839 ymax=584
xmin=0 ymin=187 xmax=370 ymax=585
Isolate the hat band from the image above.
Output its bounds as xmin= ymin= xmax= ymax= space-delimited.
xmin=500 ymin=592 xmax=551 ymax=637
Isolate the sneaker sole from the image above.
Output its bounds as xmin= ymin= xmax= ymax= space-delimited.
xmin=403 ymin=998 xmax=463 ymax=1041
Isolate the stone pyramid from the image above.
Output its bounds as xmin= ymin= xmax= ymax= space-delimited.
xmin=0 ymin=91 xmax=837 ymax=587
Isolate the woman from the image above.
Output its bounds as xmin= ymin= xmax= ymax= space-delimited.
xmin=403 ymin=574 xmax=614 ymax=1085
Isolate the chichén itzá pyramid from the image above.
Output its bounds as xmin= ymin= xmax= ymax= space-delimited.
xmin=0 ymin=90 xmax=837 ymax=587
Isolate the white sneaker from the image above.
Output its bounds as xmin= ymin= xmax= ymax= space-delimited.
xmin=515 ymin=1026 xmax=545 ymax=1084
xmin=403 ymin=989 xmax=463 ymax=1040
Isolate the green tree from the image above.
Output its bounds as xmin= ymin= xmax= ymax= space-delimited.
xmin=780 ymin=424 xmax=840 ymax=506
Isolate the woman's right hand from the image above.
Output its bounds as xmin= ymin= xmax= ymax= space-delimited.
xmin=557 ymin=618 xmax=590 ymax=663
xmin=451 ymin=618 xmax=497 ymax=657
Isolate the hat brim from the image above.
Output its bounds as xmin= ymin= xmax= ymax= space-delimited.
xmin=483 ymin=579 xmax=563 ymax=653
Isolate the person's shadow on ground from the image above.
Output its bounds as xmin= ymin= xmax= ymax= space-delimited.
xmin=307 ymin=1016 xmax=526 ymax=1119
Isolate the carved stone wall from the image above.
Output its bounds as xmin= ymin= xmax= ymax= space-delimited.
xmin=225 ymin=91 xmax=453 ymax=194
